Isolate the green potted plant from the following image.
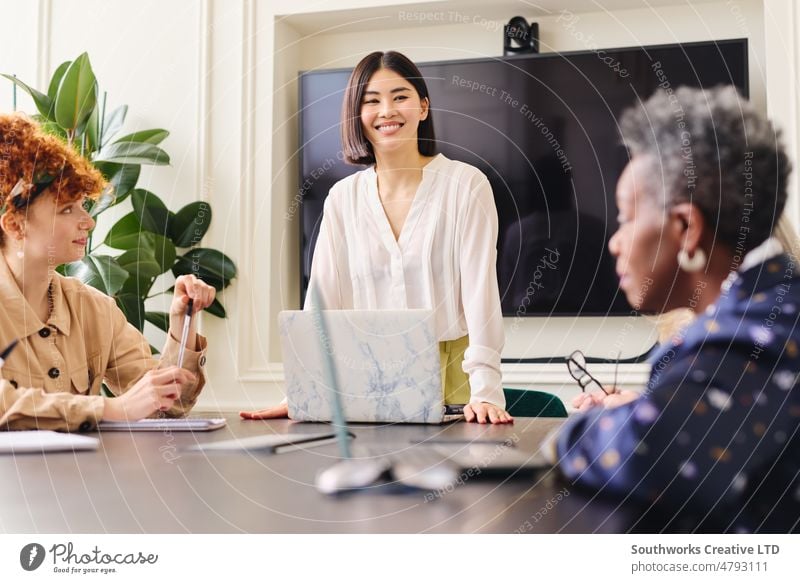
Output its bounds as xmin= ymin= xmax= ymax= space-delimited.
xmin=3 ymin=53 xmax=236 ymax=345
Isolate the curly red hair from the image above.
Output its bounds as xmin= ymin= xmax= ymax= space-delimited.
xmin=0 ymin=112 xmax=106 ymax=244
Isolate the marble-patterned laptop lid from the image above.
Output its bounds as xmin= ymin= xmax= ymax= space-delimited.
xmin=279 ymin=310 xmax=444 ymax=423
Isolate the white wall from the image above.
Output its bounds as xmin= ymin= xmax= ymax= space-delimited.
xmin=0 ymin=2 xmax=38 ymax=101
xmin=0 ymin=0 xmax=797 ymax=410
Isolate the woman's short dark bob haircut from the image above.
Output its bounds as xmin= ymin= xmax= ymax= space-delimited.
xmin=341 ymin=51 xmax=437 ymax=165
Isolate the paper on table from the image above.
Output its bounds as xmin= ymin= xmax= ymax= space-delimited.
xmin=0 ymin=431 xmax=99 ymax=454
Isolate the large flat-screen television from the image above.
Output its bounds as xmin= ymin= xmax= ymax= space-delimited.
xmin=298 ymin=39 xmax=748 ymax=315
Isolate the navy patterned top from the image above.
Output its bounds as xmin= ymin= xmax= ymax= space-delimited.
xmin=556 ymin=253 xmax=800 ymax=532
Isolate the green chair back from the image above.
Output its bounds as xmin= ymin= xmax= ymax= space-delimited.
xmin=503 ymin=387 xmax=568 ymax=418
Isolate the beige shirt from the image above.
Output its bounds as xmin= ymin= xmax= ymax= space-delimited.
xmin=0 ymin=255 xmax=207 ymax=432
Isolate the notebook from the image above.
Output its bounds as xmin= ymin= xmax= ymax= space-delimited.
xmin=97 ymin=417 xmax=227 ymax=432
xmin=279 ymin=309 xmax=462 ymax=424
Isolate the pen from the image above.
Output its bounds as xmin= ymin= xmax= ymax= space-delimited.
xmin=177 ymin=299 xmax=194 ymax=369
xmin=0 ymin=339 xmax=19 ymax=369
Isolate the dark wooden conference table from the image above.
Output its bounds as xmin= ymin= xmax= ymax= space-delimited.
xmin=1 ymin=414 xmax=635 ymax=533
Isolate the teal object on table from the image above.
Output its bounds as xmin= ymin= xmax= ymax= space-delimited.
xmin=503 ymin=388 xmax=567 ymax=418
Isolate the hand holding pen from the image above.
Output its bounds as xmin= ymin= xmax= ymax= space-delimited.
xmin=102 ymin=275 xmax=213 ymax=420
xmin=168 ymin=274 xmax=216 ymax=362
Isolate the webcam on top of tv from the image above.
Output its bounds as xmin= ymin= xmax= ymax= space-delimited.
xmin=504 ymin=16 xmax=539 ymax=55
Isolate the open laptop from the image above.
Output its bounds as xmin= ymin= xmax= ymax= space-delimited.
xmin=279 ymin=309 xmax=463 ymax=424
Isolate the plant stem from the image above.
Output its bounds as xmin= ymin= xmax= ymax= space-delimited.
xmin=11 ymin=74 xmax=16 ymax=111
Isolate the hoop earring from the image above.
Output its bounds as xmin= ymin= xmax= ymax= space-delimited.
xmin=677 ymin=247 xmax=706 ymax=272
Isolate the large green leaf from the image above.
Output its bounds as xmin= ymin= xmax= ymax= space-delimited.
xmin=172 ymin=248 xmax=236 ymax=291
xmin=88 ymin=185 xmax=117 ymax=218
xmin=116 ymin=292 xmax=145 ymax=332
xmin=63 ymin=254 xmax=128 ymax=296
xmin=131 ymin=189 xmax=171 ymax=236
xmin=120 ymin=271 xmax=155 ymax=297
xmin=114 ymin=128 xmax=169 ymax=145
xmin=101 ymin=104 xmax=127 ymax=146
xmin=205 ymin=297 xmax=226 ymax=318
xmin=145 ymin=311 xmax=170 ymax=332
xmin=2 ymin=74 xmax=53 ymax=119
xmin=54 ymin=52 xmax=97 ymax=131
xmin=104 ymin=214 xmax=176 ymax=272
xmin=47 ymin=61 xmax=71 ymax=102
xmin=169 ymin=201 xmax=211 ymax=247
xmin=93 ymin=141 xmax=169 ymax=165
xmin=104 ymin=212 xmax=143 ymax=249
xmin=84 ymin=104 xmax=101 ymax=154
xmin=94 ymin=162 xmax=140 ymax=205
xmin=142 ymin=232 xmax=176 ymax=273
xmin=117 ymin=248 xmax=163 ymax=280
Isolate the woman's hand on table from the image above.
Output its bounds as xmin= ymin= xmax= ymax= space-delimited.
xmin=464 ymin=402 xmax=514 ymax=424
xmin=240 ymin=401 xmax=289 ymax=420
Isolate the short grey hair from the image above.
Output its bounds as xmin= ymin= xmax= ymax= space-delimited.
xmin=619 ymin=85 xmax=791 ymax=254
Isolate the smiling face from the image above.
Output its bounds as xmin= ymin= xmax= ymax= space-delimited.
xmin=14 ymin=190 xmax=96 ymax=266
xmin=608 ymin=157 xmax=683 ymax=312
xmin=359 ymin=68 xmax=429 ymax=157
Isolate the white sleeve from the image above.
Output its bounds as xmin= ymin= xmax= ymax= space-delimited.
xmin=304 ymin=192 xmax=352 ymax=311
xmin=459 ymin=173 xmax=506 ymax=408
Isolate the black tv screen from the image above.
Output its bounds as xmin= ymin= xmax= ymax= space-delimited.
xmin=298 ymin=39 xmax=748 ymax=315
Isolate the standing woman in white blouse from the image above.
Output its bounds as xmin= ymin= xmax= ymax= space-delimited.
xmin=242 ymin=51 xmax=511 ymax=424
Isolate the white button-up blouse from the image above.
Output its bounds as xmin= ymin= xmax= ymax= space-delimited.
xmin=306 ymin=153 xmax=506 ymax=407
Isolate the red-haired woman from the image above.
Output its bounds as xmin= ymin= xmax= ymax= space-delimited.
xmin=0 ymin=113 xmax=215 ymax=432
